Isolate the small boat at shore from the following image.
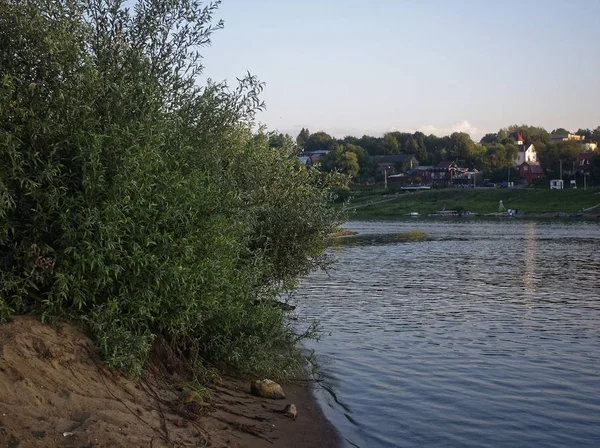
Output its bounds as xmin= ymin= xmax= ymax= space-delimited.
xmin=429 ymin=210 xmax=459 ymax=217
xmin=409 ymin=212 xmax=420 ymax=217
xmin=485 ymin=209 xmax=522 ymax=217
xmin=429 ymin=210 xmax=478 ymax=217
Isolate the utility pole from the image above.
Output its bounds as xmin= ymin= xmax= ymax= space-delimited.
xmin=560 ymin=160 xmax=563 ymax=180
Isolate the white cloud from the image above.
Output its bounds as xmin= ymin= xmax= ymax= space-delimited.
xmin=416 ymin=120 xmax=486 ymax=141
xmin=271 ymin=120 xmax=487 ymax=142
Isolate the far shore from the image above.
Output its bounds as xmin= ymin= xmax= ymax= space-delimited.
xmin=342 ymin=187 xmax=600 ymax=220
xmin=346 ymin=211 xmax=600 ymax=222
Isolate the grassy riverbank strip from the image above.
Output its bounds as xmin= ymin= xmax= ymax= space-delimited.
xmin=345 ymin=187 xmax=600 ymax=218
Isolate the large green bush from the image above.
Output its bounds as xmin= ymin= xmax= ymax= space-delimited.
xmin=0 ymin=0 xmax=344 ymax=376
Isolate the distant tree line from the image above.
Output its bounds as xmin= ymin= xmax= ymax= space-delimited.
xmin=287 ymin=125 xmax=600 ymax=185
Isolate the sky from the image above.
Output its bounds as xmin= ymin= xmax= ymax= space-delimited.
xmin=194 ymin=0 xmax=600 ymax=140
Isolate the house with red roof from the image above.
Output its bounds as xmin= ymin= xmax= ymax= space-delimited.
xmin=510 ymin=132 xmax=525 ymax=146
xmin=518 ymin=161 xmax=545 ymax=184
xmin=577 ymin=153 xmax=594 ymax=172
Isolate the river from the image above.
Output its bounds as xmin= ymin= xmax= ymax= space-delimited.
xmin=294 ymin=219 xmax=600 ymax=448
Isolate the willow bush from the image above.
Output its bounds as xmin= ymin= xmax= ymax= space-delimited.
xmin=0 ymin=0 xmax=344 ymax=377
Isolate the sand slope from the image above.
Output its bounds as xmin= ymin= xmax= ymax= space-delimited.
xmin=0 ymin=317 xmax=339 ymax=448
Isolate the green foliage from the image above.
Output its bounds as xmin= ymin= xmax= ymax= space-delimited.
xmin=406 ymin=134 xmax=427 ymax=161
xmin=320 ymin=146 xmax=360 ymax=178
xmin=382 ymin=133 xmax=399 ymax=155
xmin=575 ymin=128 xmax=592 ymax=139
xmin=293 ymin=125 xmax=599 ymax=178
xmin=387 ymin=132 xmax=411 ymax=151
xmin=447 ymin=132 xmax=476 ymax=161
xmin=0 ymin=0 xmax=343 ymax=377
xmin=268 ymin=132 xmax=294 ymax=151
xmin=296 ymin=127 xmax=310 ymax=149
xmin=345 ymin=144 xmax=375 ymax=179
xmin=480 ymin=133 xmax=499 ymax=145
xmin=481 ymin=144 xmax=518 ymax=173
xmin=332 ymin=186 xmax=351 ymax=203
xmin=355 ymin=135 xmax=381 ymax=155
xmin=489 ymin=166 xmax=519 ymax=183
xmin=537 ymin=140 xmax=582 ymax=176
xmin=499 ymin=125 xmax=551 ymax=146
xmin=303 ymin=131 xmax=335 ymax=153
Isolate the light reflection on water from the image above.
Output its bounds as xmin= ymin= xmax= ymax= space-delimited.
xmin=295 ymin=220 xmax=600 ymax=448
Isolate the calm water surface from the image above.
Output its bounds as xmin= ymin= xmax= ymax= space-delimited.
xmin=294 ymin=219 xmax=600 ymax=448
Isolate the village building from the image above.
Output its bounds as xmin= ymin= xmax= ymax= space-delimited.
xmin=510 ymin=132 xmax=538 ymax=166
xmin=550 ymin=133 xmax=584 ymax=143
xmin=584 ymin=140 xmax=598 ymax=151
xmin=371 ymin=154 xmax=419 ymax=175
xmin=577 ymin=152 xmax=594 ymax=172
xmin=519 ymin=161 xmax=545 ymax=184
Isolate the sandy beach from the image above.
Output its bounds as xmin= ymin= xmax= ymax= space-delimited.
xmin=0 ymin=317 xmax=340 ymax=448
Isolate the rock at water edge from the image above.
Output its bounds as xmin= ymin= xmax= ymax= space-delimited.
xmin=250 ymin=379 xmax=286 ymax=399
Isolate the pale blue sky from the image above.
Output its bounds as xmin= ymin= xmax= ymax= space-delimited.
xmin=198 ymin=0 xmax=600 ymax=140
xmin=125 ymin=0 xmax=597 ymax=140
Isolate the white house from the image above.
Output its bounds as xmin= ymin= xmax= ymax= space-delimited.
xmin=510 ymin=132 xmax=537 ymax=166
xmin=515 ymin=144 xmax=537 ymax=166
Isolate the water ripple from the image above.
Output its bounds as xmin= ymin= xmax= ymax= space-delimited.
xmin=297 ymin=220 xmax=600 ymax=448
